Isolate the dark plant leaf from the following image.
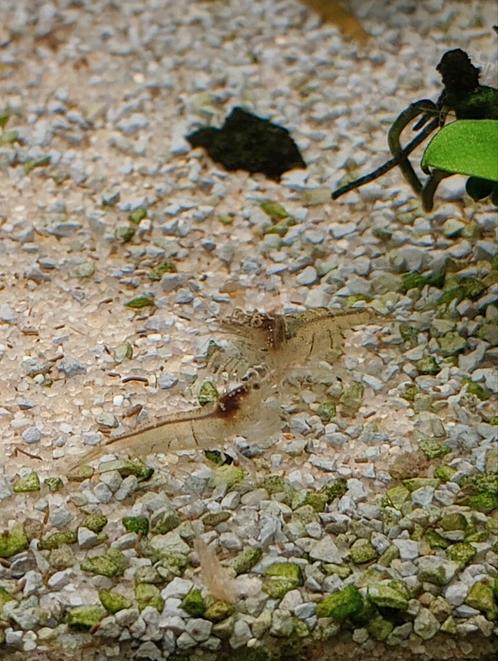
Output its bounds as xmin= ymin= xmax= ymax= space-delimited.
xmin=186 ymin=107 xmax=306 ymax=180
xmin=465 ymin=177 xmax=494 ymax=201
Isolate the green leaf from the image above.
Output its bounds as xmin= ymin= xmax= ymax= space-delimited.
xmin=125 ymin=295 xmax=155 ymax=309
xmin=422 ymin=120 xmax=498 ymax=182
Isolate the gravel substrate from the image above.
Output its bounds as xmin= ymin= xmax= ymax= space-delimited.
xmin=0 ymin=1 xmax=497 ymax=660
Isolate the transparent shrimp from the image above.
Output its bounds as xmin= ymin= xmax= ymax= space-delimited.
xmin=70 ymin=368 xmax=281 ymax=470
xmin=215 ymin=306 xmax=381 ymax=378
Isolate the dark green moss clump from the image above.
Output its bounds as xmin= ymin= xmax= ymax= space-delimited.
xmin=320 ymin=478 xmax=348 ymax=502
xmin=186 ymin=107 xmax=306 ymax=181
xmin=316 ymin=585 xmax=364 ymax=621
xmin=440 ymin=277 xmax=487 ymax=305
xmin=122 ymin=515 xmax=149 ymax=535
xmin=400 ymin=271 xmax=444 ymax=293
xmin=460 ymin=472 xmax=498 ymax=512
xmin=0 ymin=525 xmax=29 ymax=558
xmin=181 ymin=589 xmax=206 ymax=617
xmin=99 ymin=590 xmax=132 ymax=614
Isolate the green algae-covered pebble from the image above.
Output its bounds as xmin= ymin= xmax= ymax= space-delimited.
xmin=264 ymin=219 xmax=293 ymax=237
xmin=135 ymin=583 xmax=164 ymax=612
xmin=261 ymin=475 xmax=289 ymax=495
xmin=149 ymin=261 xmax=177 ymax=281
xmin=152 ymin=510 xmax=180 ymax=534
xmin=67 ymin=605 xmax=106 ymax=630
xmin=303 ymin=491 xmax=328 ymax=512
xmin=399 ymin=323 xmax=419 ymax=344
xmin=317 ymin=400 xmax=336 ymax=422
xmin=114 ymin=225 xmax=135 ymax=242
xmin=447 ymin=542 xmax=477 ymax=566
xmin=439 ymin=332 xmax=467 ymax=356
xmin=465 ymin=529 xmax=488 ymax=543
xmin=0 ymin=587 xmax=14 ymax=612
xmin=440 ymin=615 xmax=457 ymax=634
xmin=440 ymin=512 xmax=468 ymax=531
xmin=39 ymin=530 xmax=77 ymax=551
xmin=263 ymin=563 xmax=303 ymax=599
xmin=465 ymin=379 xmax=492 ymax=401
xmin=378 ymin=544 xmax=400 ymax=567
xmin=128 ymin=208 xmax=147 ymax=224
xmin=212 ymin=615 xmax=235 ymax=640
xmin=81 ymin=548 xmax=127 ymax=577
xmin=434 ymin=465 xmax=457 ymax=482
xmin=466 ymin=582 xmax=497 ymax=619
xmin=99 ymin=590 xmax=132 ymax=614
xmin=463 ymin=472 xmax=498 ymax=495
xmin=415 ymin=356 xmax=440 ymax=375
xmin=44 ymin=477 xmax=64 ymax=492
xmin=477 ymin=321 xmax=498 ymax=346
xmin=323 ymin=564 xmax=352 ymax=579
xmin=418 ymin=557 xmax=458 ymax=586
xmin=205 ymin=600 xmax=234 ymax=622
xmin=204 ymin=449 xmax=230 ymax=466
xmin=122 ymin=516 xmax=149 ymax=535
xmin=135 ymin=565 xmax=162 ymax=584
xmin=181 ymin=589 xmax=206 ymax=617
xmin=367 ymin=581 xmax=409 ymax=610
xmin=197 ymin=381 xmax=219 ymax=406
xmin=260 ymin=200 xmax=290 ymax=220
xmin=158 ymin=551 xmax=188 ymax=575
xmin=419 ymin=439 xmax=451 ymax=460
xmin=0 ymin=525 xmax=29 ymax=558
xmin=468 ymin=492 xmax=498 ymax=513
xmin=116 ymin=459 xmax=154 ymax=480
xmin=125 ymin=295 xmax=155 ymax=309
xmin=202 ymin=511 xmax=231 ymax=527
xmin=230 ymin=546 xmax=263 ymax=575
xmin=113 ymin=342 xmax=133 ymax=363
xmin=316 ymin=585 xmax=363 ymax=621
xmin=211 ymin=465 xmax=245 ymax=489
xmin=48 ymin=544 xmax=75 ymax=570
xmin=340 ymin=382 xmax=364 ymax=412
xmin=82 ymin=511 xmax=108 ymax=533
xmin=367 ymin=616 xmax=394 ymax=641
xmin=350 ymin=539 xmax=378 ymax=564
xmin=95 ymin=458 xmax=152 ymax=480
xmin=13 ymin=472 xmax=40 ymax=493
xmin=403 ymin=478 xmax=439 ymax=492
xmin=67 ymin=464 xmax=95 ymax=482
xmin=424 ymin=530 xmax=450 ymax=549
xmin=401 ymin=383 xmax=418 ymax=401
xmin=320 ymin=478 xmax=348 ymax=502
xmin=385 ymin=485 xmax=410 ymax=510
